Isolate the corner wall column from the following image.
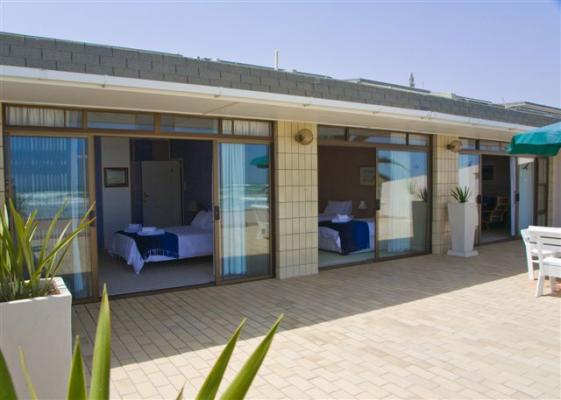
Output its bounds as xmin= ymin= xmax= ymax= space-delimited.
xmin=274 ymin=121 xmax=319 ymax=279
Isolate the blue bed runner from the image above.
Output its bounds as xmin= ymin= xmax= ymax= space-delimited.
xmin=319 ymin=220 xmax=370 ymax=255
xmin=117 ymin=231 xmax=179 ymax=260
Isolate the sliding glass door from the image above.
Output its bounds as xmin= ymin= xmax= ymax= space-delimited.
xmin=376 ymin=149 xmax=430 ymax=258
xmin=458 ymin=154 xmax=481 ymax=244
xmin=516 ymin=157 xmax=535 ymax=231
xmin=8 ymin=135 xmax=96 ymax=299
xmin=217 ymin=143 xmax=272 ymax=281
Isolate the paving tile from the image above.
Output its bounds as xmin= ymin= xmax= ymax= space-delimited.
xmin=71 ymin=241 xmax=560 ymax=399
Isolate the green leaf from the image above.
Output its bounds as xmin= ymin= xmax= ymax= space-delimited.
xmin=88 ymin=285 xmax=111 ymax=400
xmin=195 ymin=319 xmax=246 ymax=400
xmin=0 ymin=347 xmax=17 ymax=400
xmin=176 ymin=385 xmax=184 ymax=400
xmin=67 ymin=337 xmax=87 ymax=400
xmin=18 ymin=348 xmax=37 ymax=400
xmin=220 ymin=315 xmax=283 ymax=400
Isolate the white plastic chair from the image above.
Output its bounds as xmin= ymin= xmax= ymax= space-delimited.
xmin=533 ymin=228 xmax=561 ymax=297
xmin=521 ymin=228 xmax=553 ymax=280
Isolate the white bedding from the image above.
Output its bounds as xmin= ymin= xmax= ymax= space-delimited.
xmin=109 ymin=225 xmax=213 ymax=274
xmin=318 ymin=217 xmax=375 ymax=254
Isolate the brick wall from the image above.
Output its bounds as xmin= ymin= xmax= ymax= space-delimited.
xmin=274 ymin=121 xmax=318 ymax=279
xmin=431 ymin=135 xmax=459 ymax=254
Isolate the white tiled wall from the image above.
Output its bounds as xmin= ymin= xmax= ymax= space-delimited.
xmin=274 ymin=121 xmax=318 ymax=279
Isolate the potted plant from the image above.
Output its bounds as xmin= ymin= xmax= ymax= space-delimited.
xmin=447 ymin=186 xmax=479 ymax=257
xmin=0 ymin=201 xmax=94 ymax=399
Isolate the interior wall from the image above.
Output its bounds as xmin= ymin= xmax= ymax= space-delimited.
xmin=130 ymin=139 xmax=213 ymax=225
xmin=318 ymin=146 xmax=376 ymax=217
xmin=100 ymin=137 xmax=131 ymax=250
xmin=170 ymin=140 xmax=213 ymax=223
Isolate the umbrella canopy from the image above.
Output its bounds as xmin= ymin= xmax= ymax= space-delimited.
xmin=508 ymin=121 xmax=561 ymax=156
xmin=250 ymin=155 xmax=269 ymax=168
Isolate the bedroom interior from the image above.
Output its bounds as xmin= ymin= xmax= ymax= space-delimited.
xmin=317 ymin=146 xmax=376 ymax=268
xmin=95 ymin=136 xmax=215 ymax=296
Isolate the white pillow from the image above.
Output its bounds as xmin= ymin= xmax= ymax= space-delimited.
xmin=192 ymin=211 xmax=209 ymax=229
xmin=324 ymin=200 xmax=352 ymax=215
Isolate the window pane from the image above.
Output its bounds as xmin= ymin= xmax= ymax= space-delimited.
xmin=161 ymin=115 xmax=218 ymax=134
xmin=479 ymin=140 xmax=500 ymax=151
xmin=377 ymin=150 xmax=430 ymax=257
xmin=408 ymin=134 xmax=429 ymax=146
xmin=349 ymin=129 xmax=407 ymax=145
xmin=458 ymin=154 xmax=480 ymax=227
xmin=87 ymin=111 xmax=153 ymax=130
xmin=318 ymin=126 xmax=346 ymax=140
xmin=66 ymin=111 xmax=83 ymax=128
xmin=219 ymin=143 xmax=270 ymax=279
xmin=9 ymin=136 xmax=93 ymax=299
xmin=460 ymin=138 xmax=476 ymax=150
xmin=222 ymin=120 xmax=271 ymax=137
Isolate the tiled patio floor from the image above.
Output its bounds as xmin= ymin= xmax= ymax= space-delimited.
xmin=73 ymin=241 xmax=561 ymax=399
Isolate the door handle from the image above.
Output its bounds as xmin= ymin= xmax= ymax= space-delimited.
xmin=143 ymin=192 xmax=150 ymax=202
xmin=213 ymin=205 xmax=220 ymax=221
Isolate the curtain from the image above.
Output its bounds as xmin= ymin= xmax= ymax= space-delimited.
xmin=220 ymin=144 xmax=247 ymax=276
xmin=7 ymin=106 xmax=64 ymax=127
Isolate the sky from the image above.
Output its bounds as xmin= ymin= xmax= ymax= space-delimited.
xmin=1 ymin=1 xmax=560 ymax=107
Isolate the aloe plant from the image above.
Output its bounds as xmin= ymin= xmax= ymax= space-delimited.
xmin=450 ymin=186 xmax=471 ymax=203
xmin=0 ymin=200 xmax=95 ymax=302
xmin=0 ymin=285 xmax=282 ymax=400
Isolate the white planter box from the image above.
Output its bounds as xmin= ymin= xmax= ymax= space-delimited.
xmin=0 ymin=277 xmax=72 ymax=399
xmin=447 ymin=202 xmax=479 ymax=257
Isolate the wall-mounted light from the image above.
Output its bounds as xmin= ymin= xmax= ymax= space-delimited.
xmin=358 ymin=200 xmax=368 ymax=211
xmin=294 ymin=128 xmax=314 ymax=145
xmin=446 ymin=140 xmax=463 ymax=153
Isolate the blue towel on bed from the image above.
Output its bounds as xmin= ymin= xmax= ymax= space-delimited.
xmin=319 ymin=220 xmax=370 ymax=255
xmin=117 ymin=231 xmax=179 ymax=260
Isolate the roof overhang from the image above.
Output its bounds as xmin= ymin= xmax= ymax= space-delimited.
xmin=0 ymin=66 xmax=534 ymax=140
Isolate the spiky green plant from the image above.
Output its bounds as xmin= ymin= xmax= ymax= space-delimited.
xmin=450 ymin=186 xmax=471 ymax=203
xmin=0 ymin=286 xmax=282 ymax=400
xmin=0 ymin=201 xmax=95 ymax=302
xmin=417 ymin=188 xmax=429 ymax=202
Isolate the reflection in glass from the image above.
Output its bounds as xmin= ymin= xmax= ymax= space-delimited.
xmin=222 ymin=120 xmax=271 ymax=136
xmin=161 ymin=115 xmax=219 ymax=134
xmin=377 ymin=150 xmax=429 ymax=257
xmin=87 ymin=112 xmax=153 ymax=130
xmin=9 ymin=136 xmax=93 ymax=299
xmin=350 ymin=129 xmax=407 ymax=145
xmin=517 ymin=157 xmax=535 ymax=230
xmin=459 ymin=153 xmax=481 ymax=234
xmin=318 ymin=126 xmax=346 ymax=141
xmin=220 ymin=143 xmax=270 ymax=279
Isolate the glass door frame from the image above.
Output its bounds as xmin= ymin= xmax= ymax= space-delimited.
xmin=212 ymin=139 xmax=275 ymax=285
xmin=2 ymin=131 xmax=99 ymax=304
xmin=374 ymin=147 xmax=433 ymax=261
xmin=317 ymin=136 xmax=433 ymax=265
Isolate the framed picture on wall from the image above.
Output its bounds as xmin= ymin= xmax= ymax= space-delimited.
xmin=104 ymin=167 xmax=128 ymax=188
xmin=359 ymin=166 xmax=376 ymax=186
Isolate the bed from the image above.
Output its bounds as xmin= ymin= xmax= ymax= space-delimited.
xmin=318 ymin=201 xmax=375 ymax=254
xmin=109 ymin=211 xmax=213 ymax=274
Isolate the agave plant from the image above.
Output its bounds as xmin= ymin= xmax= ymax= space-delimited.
xmin=417 ymin=187 xmax=429 ymax=202
xmin=0 ymin=286 xmax=282 ymax=400
xmin=0 ymin=200 xmax=95 ymax=302
xmin=450 ymin=186 xmax=471 ymax=203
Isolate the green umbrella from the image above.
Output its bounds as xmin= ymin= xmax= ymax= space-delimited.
xmin=507 ymin=121 xmax=561 ymax=156
xmin=250 ymin=155 xmax=269 ymax=168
